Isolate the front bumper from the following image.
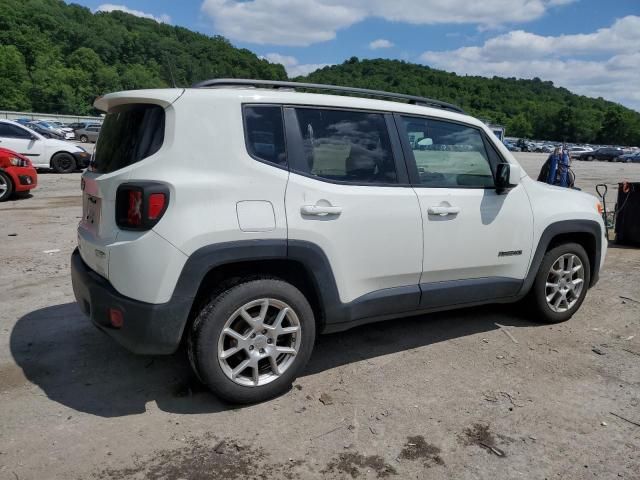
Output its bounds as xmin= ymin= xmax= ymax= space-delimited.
xmin=70 ymin=248 xmax=191 ymax=355
xmin=72 ymin=151 xmax=91 ymax=168
xmin=5 ymin=166 xmax=37 ymax=192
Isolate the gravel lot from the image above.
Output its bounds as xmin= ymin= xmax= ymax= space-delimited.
xmin=1 ymin=153 xmax=639 ymax=479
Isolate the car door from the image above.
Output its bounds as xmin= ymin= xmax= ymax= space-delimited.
xmin=395 ymin=114 xmax=534 ymax=309
xmin=0 ymin=123 xmax=45 ymax=165
xmin=283 ymin=106 xmax=423 ymax=315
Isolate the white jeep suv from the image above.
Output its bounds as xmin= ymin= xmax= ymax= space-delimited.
xmin=71 ymin=80 xmax=606 ymax=403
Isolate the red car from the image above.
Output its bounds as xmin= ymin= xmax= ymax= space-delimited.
xmin=0 ymin=147 xmax=37 ymax=201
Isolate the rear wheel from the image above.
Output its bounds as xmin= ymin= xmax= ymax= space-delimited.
xmin=51 ymin=153 xmax=76 ymax=173
xmin=527 ymin=243 xmax=590 ymax=323
xmin=188 ymin=278 xmax=316 ymax=403
xmin=0 ymin=171 xmax=14 ymax=202
xmin=587 ymin=155 xmax=594 ymax=161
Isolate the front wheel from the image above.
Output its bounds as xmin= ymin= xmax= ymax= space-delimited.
xmin=188 ymin=278 xmax=316 ymax=403
xmin=79 ymin=135 xmax=88 ymax=143
xmin=0 ymin=171 xmax=14 ymax=202
xmin=587 ymin=155 xmax=594 ymax=161
xmin=527 ymin=243 xmax=591 ymax=323
xmin=51 ymin=153 xmax=76 ymax=173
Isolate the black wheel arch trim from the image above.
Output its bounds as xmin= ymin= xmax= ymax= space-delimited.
xmin=519 ymin=219 xmax=602 ymax=296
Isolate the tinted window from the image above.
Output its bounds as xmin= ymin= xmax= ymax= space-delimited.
xmin=293 ymin=108 xmax=397 ymax=184
xmin=243 ymin=106 xmax=286 ymax=166
xmin=92 ymin=104 xmax=165 ymax=173
xmin=401 ymin=116 xmax=494 ymax=188
xmin=0 ymin=123 xmax=31 ymax=139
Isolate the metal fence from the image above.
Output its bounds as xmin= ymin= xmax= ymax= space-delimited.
xmin=0 ymin=110 xmax=103 ymax=124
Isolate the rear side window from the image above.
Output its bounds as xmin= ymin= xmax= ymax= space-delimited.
xmin=243 ymin=106 xmax=286 ymax=166
xmin=293 ymin=108 xmax=397 ymax=184
xmin=0 ymin=123 xmax=31 ymax=139
xmin=91 ymin=104 xmax=165 ymax=173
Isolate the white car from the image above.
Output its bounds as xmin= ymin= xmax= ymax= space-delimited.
xmin=71 ymin=80 xmax=607 ymax=403
xmin=569 ymin=146 xmax=594 ymax=159
xmin=44 ymin=120 xmax=76 ymax=140
xmin=0 ymin=120 xmax=91 ymax=172
xmin=33 ymin=121 xmax=75 ymax=140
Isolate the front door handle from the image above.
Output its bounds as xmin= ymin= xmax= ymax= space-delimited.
xmin=301 ymin=205 xmax=342 ymax=216
xmin=427 ymin=205 xmax=461 ymax=216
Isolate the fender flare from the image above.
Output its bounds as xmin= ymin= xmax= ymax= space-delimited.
xmin=519 ymin=219 xmax=602 ymax=296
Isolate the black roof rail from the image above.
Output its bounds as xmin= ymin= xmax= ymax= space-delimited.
xmin=191 ymin=78 xmax=464 ymax=114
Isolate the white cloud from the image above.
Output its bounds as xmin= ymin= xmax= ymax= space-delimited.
xmin=263 ymin=53 xmax=330 ymax=77
xmin=369 ymin=39 xmax=394 ymax=50
xmin=200 ymin=0 xmax=572 ymax=46
xmin=97 ymin=4 xmax=172 ymax=23
xmin=420 ymin=16 xmax=640 ymax=111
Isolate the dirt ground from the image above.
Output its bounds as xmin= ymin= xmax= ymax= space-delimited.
xmin=1 ymin=153 xmax=639 ymax=479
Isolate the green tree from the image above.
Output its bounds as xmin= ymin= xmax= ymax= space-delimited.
xmin=507 ymin=113 xmax=533 ymax=138
xmin=0 ymin=45 xmax=31 ymax=110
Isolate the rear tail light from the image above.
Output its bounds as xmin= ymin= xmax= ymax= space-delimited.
xmin=116 ymin=182 xmax=170 ymax=230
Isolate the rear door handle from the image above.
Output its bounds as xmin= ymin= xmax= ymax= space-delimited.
xmin=427 ymin=205 xmax=461 ymax=216
xmin=301 ymin=205 xmax=342 ymax=216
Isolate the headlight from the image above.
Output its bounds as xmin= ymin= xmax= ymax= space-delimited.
xmin=9 ymin=156 xmax=28 ymax=167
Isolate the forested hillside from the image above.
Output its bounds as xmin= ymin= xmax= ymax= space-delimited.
xmin=0 ymin=1 xmax=638 ymax=144
xmin=0 ymin=0 xmax=285 ymax=115
xmin=299 ymin=58 xmax=640 ymax=145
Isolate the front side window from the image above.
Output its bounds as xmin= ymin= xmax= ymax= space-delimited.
xmin=243 ymin=105 xmax=286 ymax=166
xmin=92 ymin=104 xmax=165 ymax=173
xmin=401 ymin=116 xmax=494 ymax=188
xmin=293 ymin=108 xmax=397 ymax=184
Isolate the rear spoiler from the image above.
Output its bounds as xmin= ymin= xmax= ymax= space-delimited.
xmin=94 ymin=88 xmax=185 ymax=112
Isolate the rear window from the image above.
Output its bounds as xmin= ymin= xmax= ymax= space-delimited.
xmin=91 ymin=104 xmax=165 ymax=173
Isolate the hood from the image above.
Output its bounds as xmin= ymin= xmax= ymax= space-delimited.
xmin=43 ymin=138 xmax=84 ymax=153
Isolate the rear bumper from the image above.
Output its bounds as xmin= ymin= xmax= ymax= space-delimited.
xmin=70 ymin=248 xmax=191 ymax=355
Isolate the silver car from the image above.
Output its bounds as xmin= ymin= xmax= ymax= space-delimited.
xmin=76 ymin=124 xmax=101 ymax=143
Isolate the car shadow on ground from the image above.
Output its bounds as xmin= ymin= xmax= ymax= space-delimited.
xmin=10 ymin=302 xmax=534 ymax=418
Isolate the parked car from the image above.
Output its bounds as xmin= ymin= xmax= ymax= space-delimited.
xmin=568 ymin=146 xmax=593 ymax=159
xmin=45 ymin=120 xmax=75 ymax=136
xmin=617 ymin=151 xmax=640 ymax=163
xmin=31 ymin=121 xmax=74 ymax=140
xmin=71 ymin=79 xmax=606 ymax=403
xmin=25 ymin=122 xmax=63 ymax=139
xmin=503 ymin=141 xmax=520 ymax=152
xmin=576 ymin=147 xmax=623 ymax=161
xmin=535 ymin=144 xmax=554 ymax=153
xmin=76 ymin=124 xmax=101 ymax=143
xmin=0 ymin=120 xmax=91 ymax=173
xmin=0 ymin=147 xmax=37 ymax=201
xmin=67 ymin=121 xmax=101 ymax=132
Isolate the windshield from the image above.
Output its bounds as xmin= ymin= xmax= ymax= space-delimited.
xmin=91 ymin=104 xmax=165 ymax=173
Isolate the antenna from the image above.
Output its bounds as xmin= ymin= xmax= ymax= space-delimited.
xmin=163 ymin=52 xmax=177 ymax=88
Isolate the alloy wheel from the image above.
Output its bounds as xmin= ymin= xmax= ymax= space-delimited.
xmin=545 ymin=253 xmax=585 ymax=313
xmin=217 ymin=298 xmax=301 ymax=387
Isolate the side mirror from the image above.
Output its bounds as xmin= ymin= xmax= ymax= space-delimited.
xmin=495 ymin=163 xmax=521 ymax=193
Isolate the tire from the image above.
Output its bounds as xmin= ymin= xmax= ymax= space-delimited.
xmin=79 ymin=135 xmax=88 ymax=143
xmin=0 ymin=171 xmax=14 ymax=202
xmin=527 ymin=243 xmax=591 ymax=324
xmin=188 ymin=278 xmax=316 ymax=404
xmin=51 ymin=153 xmax=76 ymax=173
xmin=587 ymin=155 xmax=594 ymax=161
